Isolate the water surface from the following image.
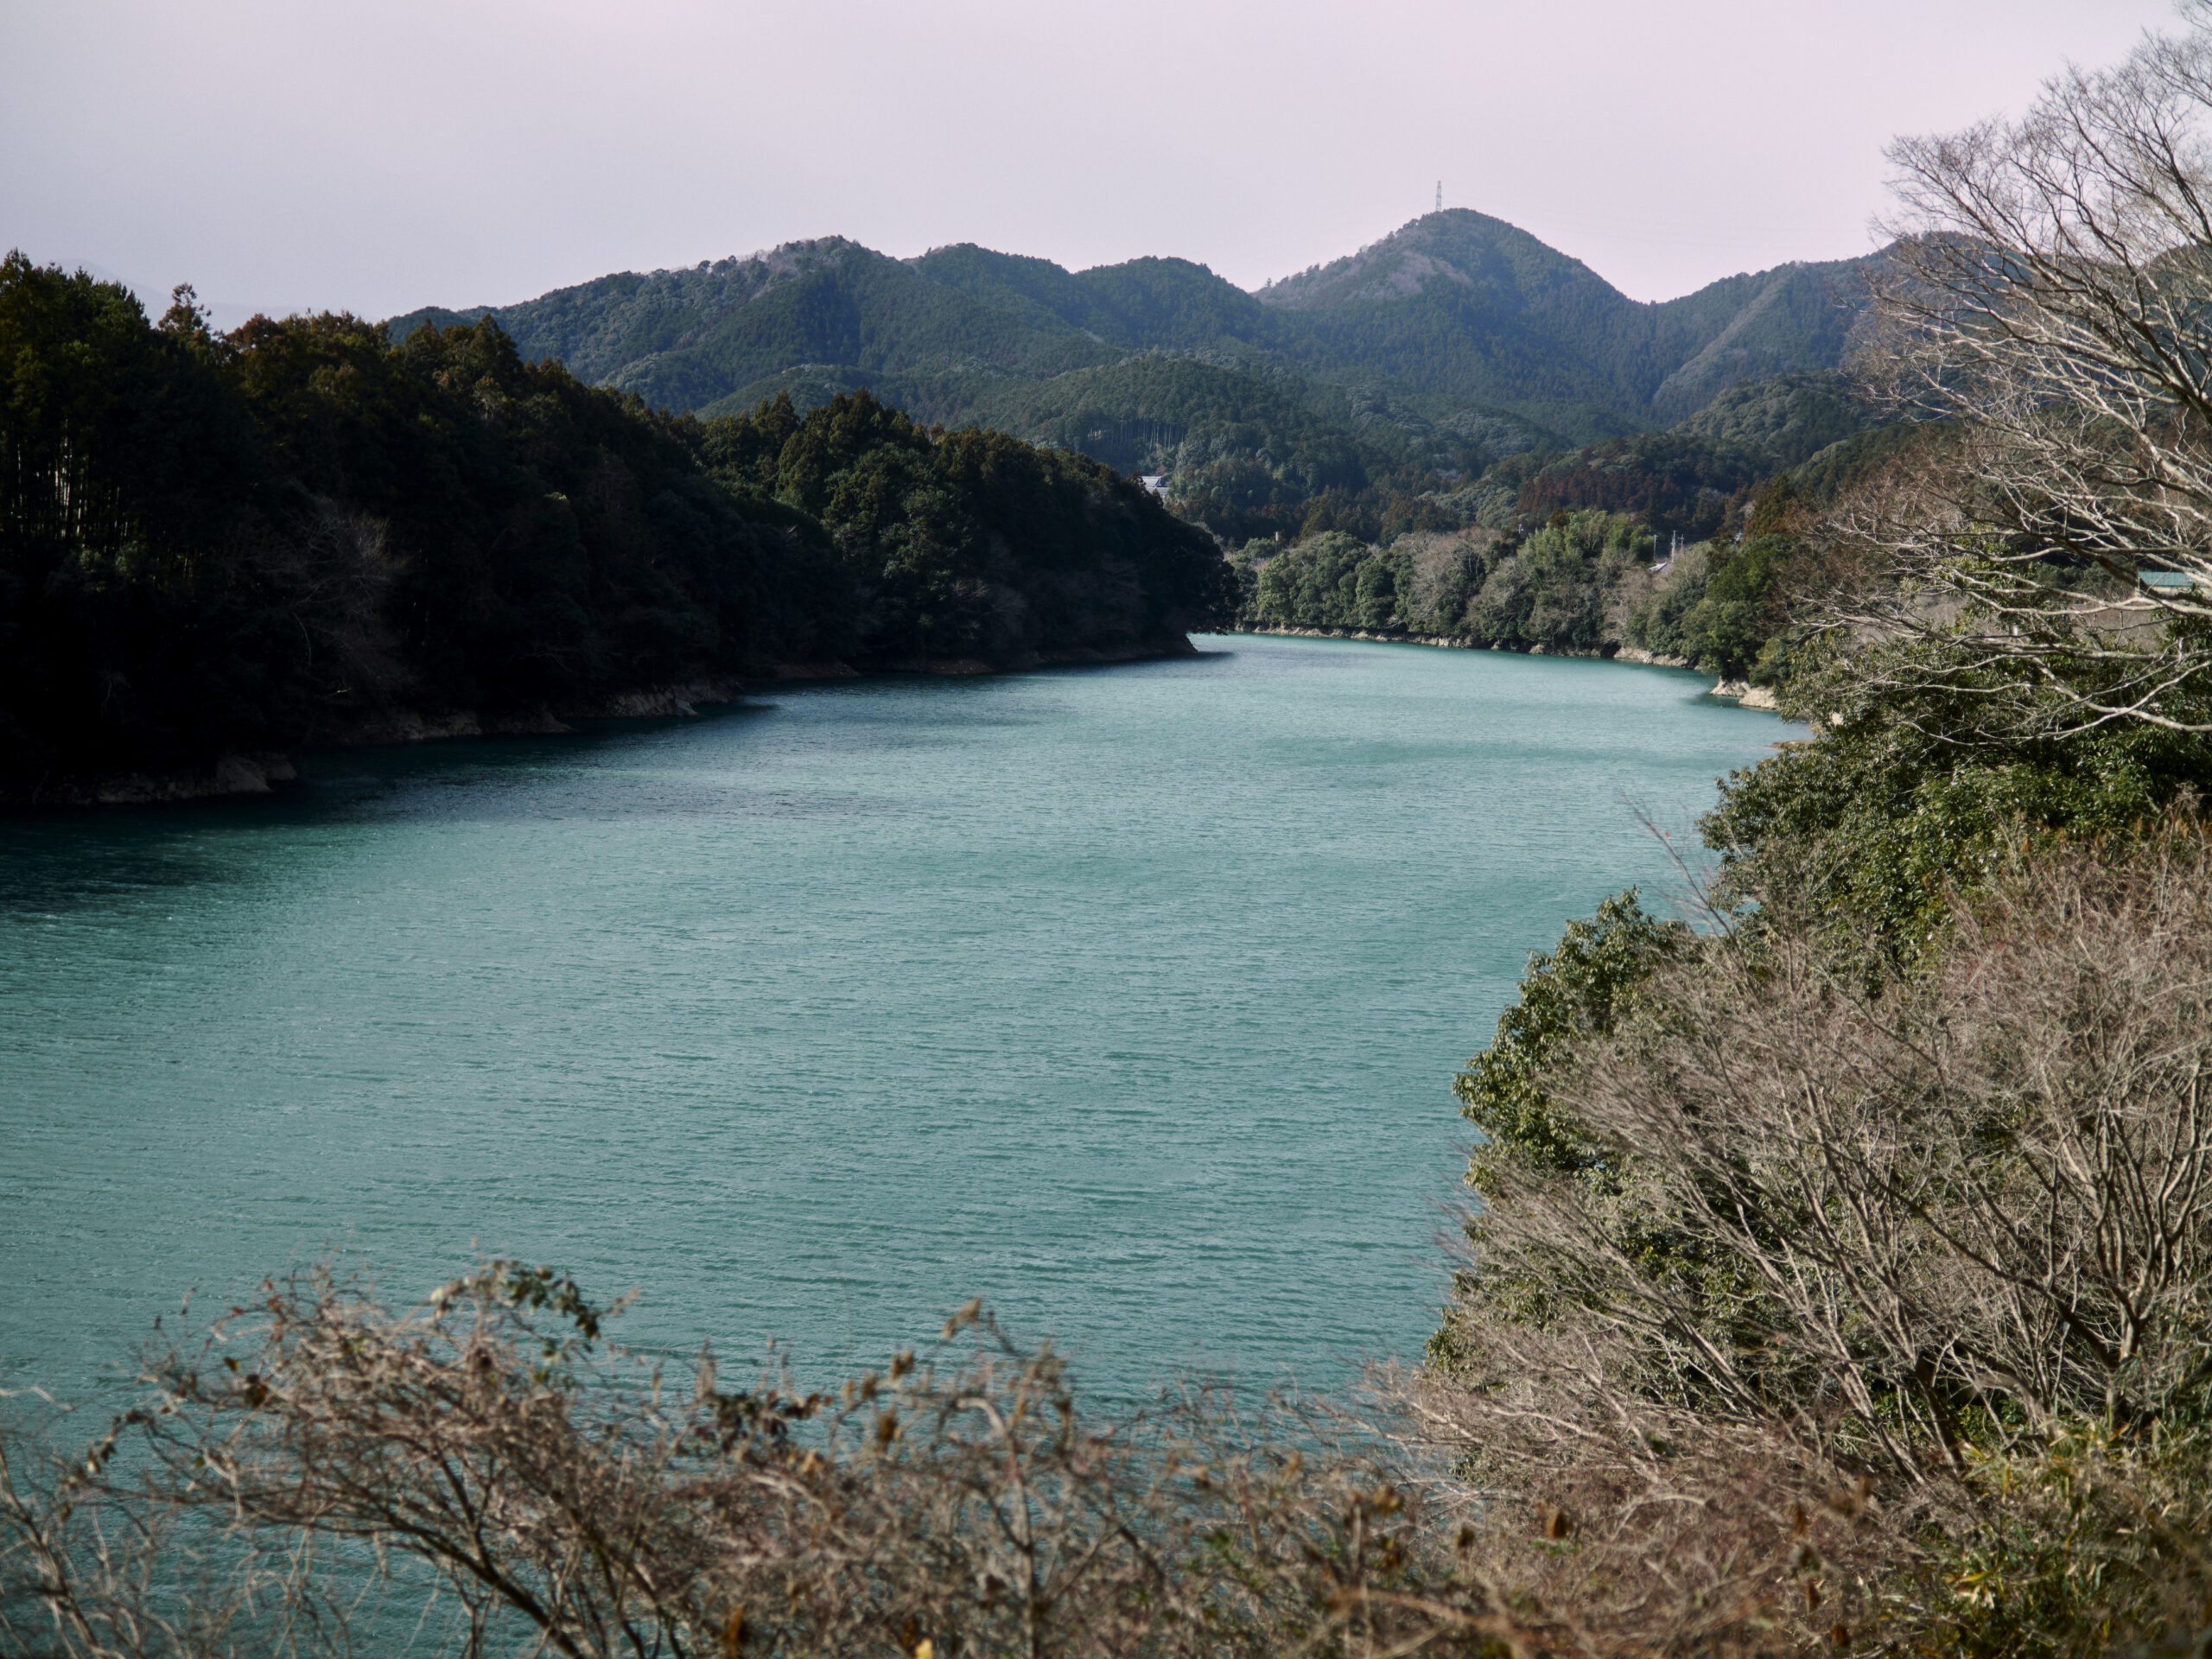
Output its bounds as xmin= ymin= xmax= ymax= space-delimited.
xmin=0 ymin=636 xmax=1795 ymax=1400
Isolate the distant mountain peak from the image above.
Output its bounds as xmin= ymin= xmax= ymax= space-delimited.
xmin=1255 ymin=209 xmax=1620 ymax=316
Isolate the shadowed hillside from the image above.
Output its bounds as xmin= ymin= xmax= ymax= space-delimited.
xmin=0 ymin=257 xmax=1234 ymax=798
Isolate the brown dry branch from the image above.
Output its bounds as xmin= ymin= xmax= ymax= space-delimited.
xmin=0 ymin=1395 xmax=372 ymax=1659
xmin=1422 ymin=820 xmax=2212 ymax=1653
xmin=1806 ymin=4 xmax=2212 ymax=741
xmin=2 ymin=1264 xmax=1589 ymax=1659
xmin=262 ymin=501 xmax=413 ymax=710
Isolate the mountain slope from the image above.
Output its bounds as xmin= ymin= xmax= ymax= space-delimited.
xmin=1673 ymin=370 xmax=1882 ymax=471
xmin=907 ymin=245 xmax=1300 ymax=359
xmin=1255 ymin=211 xmax=1878 ymax=438
xmin=387 ymin=239 xmax=1129 ymax=414
xmin=1649 ymin=258 xmax=1878 ymax=419
xmin=380 ymin=213 xmax=1882 ymax=526
xmin=1257 ymin=210 xmax=1659 ymax=435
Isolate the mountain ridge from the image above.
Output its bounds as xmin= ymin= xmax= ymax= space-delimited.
xmin=381 ymin=213 xmax=1885 ymax=536
xmin=388 ymin=213 xmax=1879 ymax=423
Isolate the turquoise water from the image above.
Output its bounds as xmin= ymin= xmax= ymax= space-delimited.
xmin=0 ymin=635 xmax=1795 ymax=1402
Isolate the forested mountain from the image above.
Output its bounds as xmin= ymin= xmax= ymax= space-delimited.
xmin=906 ymin=245 xmax=1301 ymax=359
xmin=383 ymin=212 xmax=1885 ymax=520
xmin=386 ymin=239 xmax=1305 ymax=411
xmin=389 ymin=239 xmax=1120 ymax=416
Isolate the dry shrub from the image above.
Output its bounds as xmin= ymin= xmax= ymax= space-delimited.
xmin=1799 ymin=7 xmax=2212 ymax=744
xmin=1 ymin=1265 xmax=1598 ymax=1659
xmin=1423 ymin=819 xmax=2212 ymax=1654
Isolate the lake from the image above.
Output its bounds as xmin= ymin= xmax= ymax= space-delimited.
xmin=0 ymin=635 xmax=1797 ymax=1403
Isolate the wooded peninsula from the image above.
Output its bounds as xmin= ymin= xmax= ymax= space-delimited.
xmin=0 ymin=267 xmax=1230 ymax=803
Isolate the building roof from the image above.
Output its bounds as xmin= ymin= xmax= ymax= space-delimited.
xmin=2139 ymin=569 xmax=2203 ymax=592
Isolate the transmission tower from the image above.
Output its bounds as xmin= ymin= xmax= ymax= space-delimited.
xmin=1434 ymin=181 xmax=1442 ymax=212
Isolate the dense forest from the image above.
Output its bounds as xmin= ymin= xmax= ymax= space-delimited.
xmin=694 ymin=387 xmax=1233 ymax=670
xmin=1233 ymin=511 xmax=1649 ymax=654
xmin=1222 ymin=370 xmax=1908 ymax=679
xmin=0 ymin=257 xmax=1230 ymax=799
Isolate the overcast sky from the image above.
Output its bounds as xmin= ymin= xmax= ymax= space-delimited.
xmin=0 ymin=0 xmax=2180 ymax=324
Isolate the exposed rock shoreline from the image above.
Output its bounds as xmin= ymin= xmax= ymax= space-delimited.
xmin=5 ymin=752 xmax=308 ymax=810
xmin=1227 ymin=626 xmax=1782 ymax=710
xmin=873 ymin=635 xmax=1199 ymax=677
xmin=1709 ymin=677 xmax=1782 ymax=711
xmin=4 ymin=636 xmax=1198 ymax=810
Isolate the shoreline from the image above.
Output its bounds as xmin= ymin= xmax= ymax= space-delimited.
xmin=1222 ymin=625 xmax=1782 ymax=711
xmin=3 ymin=632 xmax=1788 ymax=812
xmin=1 ymin=637 xmax=1200 ymax=811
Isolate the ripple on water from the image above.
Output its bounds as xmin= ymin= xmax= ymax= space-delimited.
xmin=0 ymin=636 xmax=1798 ymax=1400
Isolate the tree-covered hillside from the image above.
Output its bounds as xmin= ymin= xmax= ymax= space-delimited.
xmin=696 ymin=388 xmax=1235 ymax=671
xmin=381 ymin=212 xmax=1885 ymax=530
xmin=906 ymin=245 xmax=1300 ymax=359
xmin=1 ymin=257 xmax=1230 ymax=795
xmin=1258 ymin=212 xmax=1665 ymax=438
xmin=1669 ymin=368 xmax=1881 ymax=467
xmin=1255 ymin=211 xmax=1877 ymax=438
xmin=1646 ymin=259 xmax=1877 ymax=418
xmin=964 ymin=356 xmax=1371 ymax=503
xmin=1226 ymin=362 xmax=1913 ymax=682
xmin=399 ymin=240 xmax=1131 ymax=415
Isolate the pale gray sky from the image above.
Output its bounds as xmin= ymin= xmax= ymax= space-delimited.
xmin=0 ymin=0 xmax=2179 ymax=322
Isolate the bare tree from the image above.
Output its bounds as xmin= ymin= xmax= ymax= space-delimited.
xmin=1827 ymin=5 xmax=2212 ymax=739
xmin=251 ymin=501 xmax=413 ymax=713
xmin=3 ymin=1266 xmax=1583 ymax=1659
xmin=1423 ymin=820 xmax=2212 ymax=1649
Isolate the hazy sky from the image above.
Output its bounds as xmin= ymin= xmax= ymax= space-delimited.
xmin=0 ymin=0 xmax=2180 ymax=323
